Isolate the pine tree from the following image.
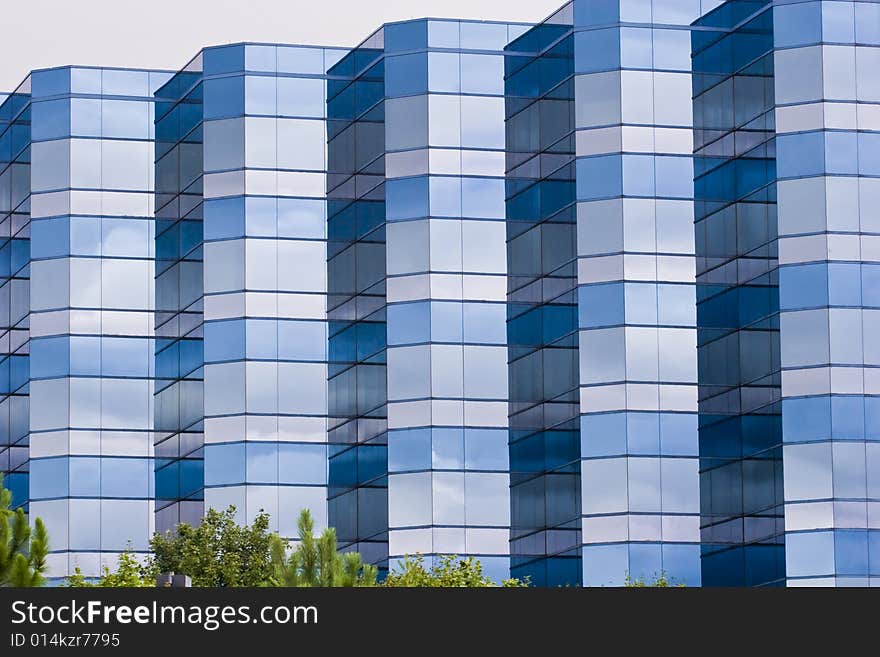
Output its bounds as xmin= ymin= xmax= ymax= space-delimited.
xmin=269 ymin=509 xmax=377 ymax=587
xmin=0 ymin=474 xmax=49 ymax=587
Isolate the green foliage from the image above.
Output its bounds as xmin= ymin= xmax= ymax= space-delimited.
xmin=269 ymin=509 xmax=377 ymax=587
xmin=65 ymin=546 xmax=153 ymax=587
xmin=624 ymin=571 xmax=684 ymax=588
xmin=144 ymin=506 xmax=274 ymax=587
xmin=382 ymin=554 xmax=529 ymax=588
xmin=1 ymin=474 xmax=48 ymax=587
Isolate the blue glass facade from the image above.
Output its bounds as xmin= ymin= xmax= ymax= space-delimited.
xmin=693 ymin=0 xmax=784 ymax=587
xmin=0 ymin=82 xmax=31 ymax=515
xmin=1 ymin=67 xmax=172 ymax=580
xmin=3 ymin=0 xmax=879 ymax=585
xmin=328 ymin=19 xmax=529 ymax=581
xmin=771 ymin=0 xmax=880 ymax=586
xmin=156 ymin=44 xmax=346 ymax=541
xmin=505 ymin=3 xmax=581 ymax=586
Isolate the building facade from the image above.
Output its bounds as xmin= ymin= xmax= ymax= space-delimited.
xmin=1 ymin=66 xmax=171 ymax=578
xmin=2 ymin=0 xmax=879 ymax=585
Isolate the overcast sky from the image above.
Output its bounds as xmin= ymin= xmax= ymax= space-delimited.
xmin=0 ymin=0 xmax=563 ymax=89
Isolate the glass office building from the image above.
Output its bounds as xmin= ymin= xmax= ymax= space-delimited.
xmin=693 ymin=0 xmax=880 ymax=587
xmin=327 ymin=19 xmax=528 ymax=581
xmin=3 ymin=0 xmax=879 ymax=586
xmin=1 ymin=66 xmax=171 ymax=579
xmin=154 ymin=44 xmax=347 ymax=541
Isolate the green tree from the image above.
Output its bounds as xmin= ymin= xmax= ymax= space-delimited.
xmin=65 ymin=546 xmax=153 ymax=587
xmin=1 ymin=474 xmax=49 ymax=587
xmin=382 ymin=554 xmax=528 ymax=587
xmin=144 ymin=506 xmax=274 ymax=587
xmin=269 ymin=509 xmax=377 ymax=587
xmin=624 ymin=571 xmax=684 ymax=587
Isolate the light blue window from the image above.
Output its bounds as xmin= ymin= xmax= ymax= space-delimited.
xmin=825 ymin=132 xmax=859 ymax=175
xmin=827 ymin=262 xmax=862 ymax=306
xmin=278 ymin=198 xmax=326 ymax=239
xmin=786 ymin=530 xmax=835 ymax=577
xmin=429 ymin=53 xmax=460 ymax=92
xmin=70 ymin=99 xmax=101 ymax=137
xmin=627 ymin=412 xmax=660 ymax=455
xmin=69 ymin=457 xmax=100 ymax=497
xmin=774 ymin=1 xmax=822 ymax=47
xmin=582 ymin=544 xmax=627 ymax=586
xmin=387 ymin=302 xmax=430 ymax=346
xmin=579 ymin=283 xmax=624 ymax=328
xmin=70 ymin=337 xmax=101 ymax=376
xmin=822 ymin=0 xmax=855 ymax=42
xmin=834 ymin=530 xmax=869 ymax=576
xmin=659 ymin=413 xmax=698 ymax=456
xmin=653 ymin=28 xmax=692 ymax=71
xmin=855 ymin=2 xmax=880 ymax=45
xmin=245 ymin=75 xmax=276 ymax=115
xmin=70 ymin=67 xmax=102 ymax=94
xmin=779 ymin=263 xmax=828 ymax=310
xmin=31 ymin=458 xmax=69 ymax=499
xmin=102 ymin=100 xmax=149 ymax=139
xmin=278 ymin=444 xmax=327 ymax=484
xmin=204 ymin=320 xmax=246 ymax=363
xmin=246 ymin=319 xmax=278 ymax=360
xmin=429 ymin=177 xmax=462 ymax=217
xmin=204 ymin=197 xmax=245 ymax=240
xmin=204 ymin=45 xmax=245 ymax=76
xmin=245 ymin=196 xmax=277 ymax=237
xmin=205 ymin=443 xmax=246 ymax=486
xmin=245 ymin=45 xmax=277 ymax=73
xmin=658 ymin=284 xmax=695 ymax=326
xmin=386 ymin=176 xmax=429 ymax=220
xmin=31 ymin=68 xmax=70 ymax=98
xmin=277 ymin=47 xmax=325 ymax=74
xmin=577 ymin=155 xmax=622 ymax=200
xmin=581 ymin=412 xmax=627 ymax=457
xmin=783 ymin=396 xmax=832 ymax=442
xmin=102 ymin=457 xmax=150 ymax=497
xmin=460 ymin=54 xmax=504 ymax=95
xmin=31 ymin=99 xmax=70 ymax=141
xmin=432 ymin=428 xmax=465 ymax=469
xmin=278 ymin=321 xmax=325 ymax=361
xmin=656 ymin=156 xmax=693 ymax=198
xmin=620 ymin=27 xmax=653 ymax=68
xmin=204 ymin=76 xmax=245 ymax=120
xmin=102 ymin=69 xmax=149 ymax=96
xmin=462 ymin=303 xmax=506 ymax=344
xmin=629 ymin=543 xmax=663 ymax=576
xmin=859 ymin=133 xmax=880 ymax=176
xmin=277 ymin=77 xmax=325 ymax=118
xmin=30 ymin=337 xmax=69 ymax=379
xmin=661 ymin=544 xmax=701 ymax=586
xmin=431 ymin=302 xmax=464 ymax=342
xmin=246 ymin=443 xmax=278 ymax=483
xmin=462 ymin=178 xmax=505 ymax=218
xmin=30 ymin=217 xmax=70 ymax=259
xmin=385 ymin=20 xmax=428 ymax=52
xmin=777 ymin=132 xmax=824 ymax=178
xmin=831 ymin=396 xmax=865 ymax=439
xmin=574 ymin=29 xmax=621 ymax=74
xmin=623 ymin=155 xmax=655 ymax=196
xmin=863 ymin=265 xmax=880 ymax=307
xmin=101 ymin=337 xmax=149 ymax=377
xmin=465 ymin=428 xmax=508 ymax=470
xmin=386 ymin=54 xmax=428 ymax=97
xmin=388 ymin=429 xmax=432 ymax=472
xmin=573 ymin=0 xmax=619 ymax=26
